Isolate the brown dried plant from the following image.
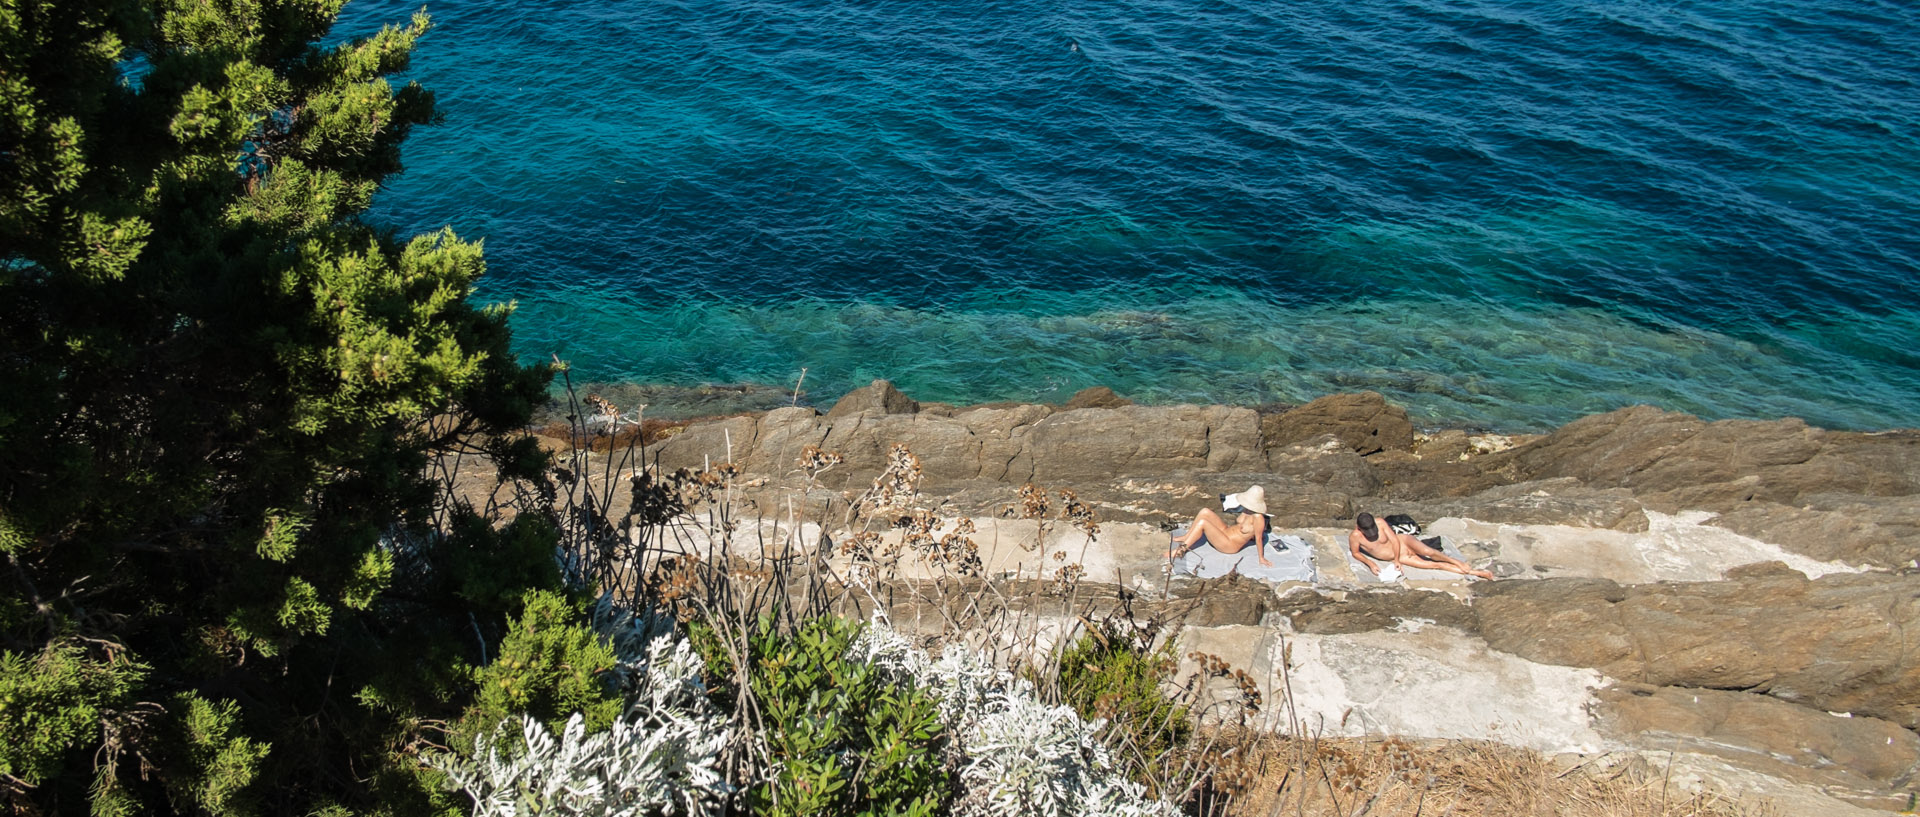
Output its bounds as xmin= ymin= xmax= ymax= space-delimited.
xmin=796 ymin=445 xmax=844 ymax=484
xmin=871 ymin=443 xmax=923 ymax=509
xmin=1058 ymin=488 xmax=1099 ymax=538
xmin=1016 ymin=483 xmax=1051 ymax=519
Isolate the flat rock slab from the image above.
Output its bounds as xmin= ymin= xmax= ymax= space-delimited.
xmin=1595 ymin=682 xmax=1920 ymax=804
xmin=1184 ymin=624 xmax=1611 ymax=753
xmin=1474 ymin=570 xmax=1920 ymax=729
xmin=1176 ymin=621 xmax=1910 ymax=815
xmin=1425 ymin=510 xmax=1867 ymax=583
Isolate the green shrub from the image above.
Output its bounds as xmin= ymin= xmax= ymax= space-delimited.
xmin=158 ymin=693 xmax=272 ymax=816
xmin=0 ymin=643 xmax=143 ymax=786
xmin=457 ymin=590 xmax=627 ymax=748
xmin=696 ymin=615 xmax=950 ymax=817
xmin=1056 ymin=623 xmax=1191 ymax=782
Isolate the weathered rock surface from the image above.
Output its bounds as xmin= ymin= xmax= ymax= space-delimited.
xmin=1261 ymin=391 xmax=1413 ymax=455
xmin=1179 ymin=623 xmax=1613 ymax=752
xmin=1026 ymin=405 xmax=1264 ymax=481
xmin=1474 ymin=570 xmax=1920 ymax=728
xmin=646 ymin=388 xmax=1919 ymax=567
xmin=1273 ymin=588 xmax=1474 ymax=635
xmin=1423 ymin=511 xmax=1862 ymax=584
xmin=615 ymin=386 xmax=1920 ymax=816
xmin=1176 ymin=618 xmax=1910 ymax=815
xmin=650 ymin=399 xmax=1269 ymax=502
xmin=1379 ymin=478 xmax=1649 ymax=532
xmin=825 ymin=379 xmax=921 ymax=419
xmin=1440 ymin=406 xmax=1920 ymax=567
xmin=1594 ymin=682 xmax=1920 ymax=801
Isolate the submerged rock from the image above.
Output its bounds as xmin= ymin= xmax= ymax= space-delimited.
xmin=826 ymin=379 xmax=921 ymax=419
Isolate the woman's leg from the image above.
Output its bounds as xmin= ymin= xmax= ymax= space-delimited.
xmin=1176 ymin=508 xmax=1225 ymax=547
xmin=1171 ymin=509 xmax=1228 ymax=555
xmin=1171 ymin=509 xmax=1251 ymax=556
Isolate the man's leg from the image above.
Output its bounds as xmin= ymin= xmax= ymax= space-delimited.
xmin=1399 ymin=552 xmax=1493 ymax=579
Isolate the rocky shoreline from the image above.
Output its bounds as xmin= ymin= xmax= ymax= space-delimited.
xmin=635 ymin=381 xmax=1916 ymax=568
xmin=591 ymin=381 xmax=1919 ymax=814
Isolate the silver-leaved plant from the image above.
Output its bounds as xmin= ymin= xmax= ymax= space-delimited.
xmin=849 ymin=618 xmax=1181 ymax=817
xmin=429 ymin=599 xmax=730 ymax=817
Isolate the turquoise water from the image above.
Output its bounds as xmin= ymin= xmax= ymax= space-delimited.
xmin=339 ymin=0 xmax=1920 ymax=431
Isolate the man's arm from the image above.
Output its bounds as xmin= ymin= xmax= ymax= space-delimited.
xmin=1348 ymin=532 xmax=1378 ymax=575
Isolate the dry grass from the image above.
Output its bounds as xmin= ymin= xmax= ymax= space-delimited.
xmin=442 ymin=377 xmax=1790 ymax=817
xmin=1199 ymin=731 xmax=1777 ymax=817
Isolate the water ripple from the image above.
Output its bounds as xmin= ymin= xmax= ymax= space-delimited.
xmin=340 ymin=0 xmax=1920 ymax=428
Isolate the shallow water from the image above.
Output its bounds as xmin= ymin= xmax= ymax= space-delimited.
xmin=340 ymin=0 xmax=1920 ymax=430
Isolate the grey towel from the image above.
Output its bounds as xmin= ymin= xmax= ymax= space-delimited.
xmin=1172 ymin=530 xmax=1318 ymax=583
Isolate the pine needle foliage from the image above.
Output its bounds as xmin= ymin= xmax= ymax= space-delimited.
xmin=0 ymin=0 xmax=553 ymax=813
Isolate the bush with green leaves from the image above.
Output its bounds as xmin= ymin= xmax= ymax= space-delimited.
xmin=1 ymin=0 xmax=554 ymax=812
xmin=0 ymin=643 xmax=143 ymax=796
xmin=460 ymin=591 xmax=634 ymax=748
xmin=848 ymin=620 xmax=1180 ymax=817
xmin=1055 ymin=623 xmax=1192 ymax=782
xmin=430 ymin=610 xmax=729 ymax=817
xmin=696 ymin=615 xmax=951 ymax=817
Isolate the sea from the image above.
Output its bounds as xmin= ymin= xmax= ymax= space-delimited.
xmin=337 ymin=0 xmax=1920 ymax=432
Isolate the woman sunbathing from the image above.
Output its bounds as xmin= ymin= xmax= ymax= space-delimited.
xmin=1169 ymin=485 xmax=1273 ymax=568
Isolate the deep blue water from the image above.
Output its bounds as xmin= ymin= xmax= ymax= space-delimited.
xmin=339 ymin=0 xmax=1920 ymax=431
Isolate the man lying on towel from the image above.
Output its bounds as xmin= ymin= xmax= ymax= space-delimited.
xmin=1349 ymin=511 xmax=1492 ymax=580
xmin=1168 ymin=485 xmax=1273 ymax=568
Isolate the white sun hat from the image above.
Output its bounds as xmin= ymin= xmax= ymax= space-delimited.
xmin=1221 ymin=484 xmax=1267 ymax=515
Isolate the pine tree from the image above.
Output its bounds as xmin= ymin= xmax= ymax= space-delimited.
xmin=0 ymin=1 xmax=562 ymax=813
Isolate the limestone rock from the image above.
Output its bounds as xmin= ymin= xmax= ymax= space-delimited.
xmin=1493 ymin=406 xmax=1920 ymax=505
xmin=1025 ymin=405 xmax=1262 ymax=482
xmin=1377 ymin=478 xmax=1649 ymax=532
xmin=1163 ymin=575 xmax=1279 ymax=627
xmin=1414 ymin=429 xmax=1473 ymax=462
xmin=817 ymin=413 xmax=984 ymax=483
xmin=956 ymin=404 xmax=1053 ymax=483
xmin=742 ymin=406 xmax=828 ymax=474
xmin=1474 ymin=572 xmax=1920 ymax=728
xmin=1261 ymin=392 xmax=1414 ymax=456
xmin=1262 ymin=435 xmax=1381 ymax=499
xmin=1063 ymin=386 xmax=1132 ymax=410
xmin=649 ymin=415 xmax=761 ymax=471
xmin=1596 ymin=683 xmax=1920 ymax=799
xmin=825 ymin=379 xmax=920 ymax=419
xmin=1274 ymin=589 xmax=1474 ymax=635
xmin=1470 ymin=407 xmax=1920 ymax=566
xmin=1708 ymin=495 xmax=1920 ymax=567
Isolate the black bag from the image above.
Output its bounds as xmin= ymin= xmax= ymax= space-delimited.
xmin=1384 ymin=513 xmax=1421 ymax=536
